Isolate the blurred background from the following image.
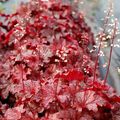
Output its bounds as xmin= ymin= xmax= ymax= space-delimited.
xmin=0 ymin=0 xmax=120 ymax=94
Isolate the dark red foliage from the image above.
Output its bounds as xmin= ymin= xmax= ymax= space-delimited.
xmin=0 ymin=0 xmax=120 ymax=120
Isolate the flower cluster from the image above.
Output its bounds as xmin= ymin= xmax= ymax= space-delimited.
xmin=0 ymin=0 xmax=120 ymax=120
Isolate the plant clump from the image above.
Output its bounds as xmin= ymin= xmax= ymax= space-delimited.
xmin=0 ymin=0 xmax=120 ymax=120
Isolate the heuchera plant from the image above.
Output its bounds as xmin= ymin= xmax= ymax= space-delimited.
xmin=0 ymin=0 xmax=120 ymax=120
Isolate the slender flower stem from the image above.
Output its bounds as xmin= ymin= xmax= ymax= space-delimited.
xmin=93 ymin=7 xmax=112 ymax=83
xmin=104 ymin=20 xmax=117 ymax=84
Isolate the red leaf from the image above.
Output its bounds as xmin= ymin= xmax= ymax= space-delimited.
xmin=5 ymin=108 xmax=21 ymax=120
xmin=75 ymin=90 xmax=105 ymax=112
xmin=55 ymin=70 xmax=84 ymax=81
